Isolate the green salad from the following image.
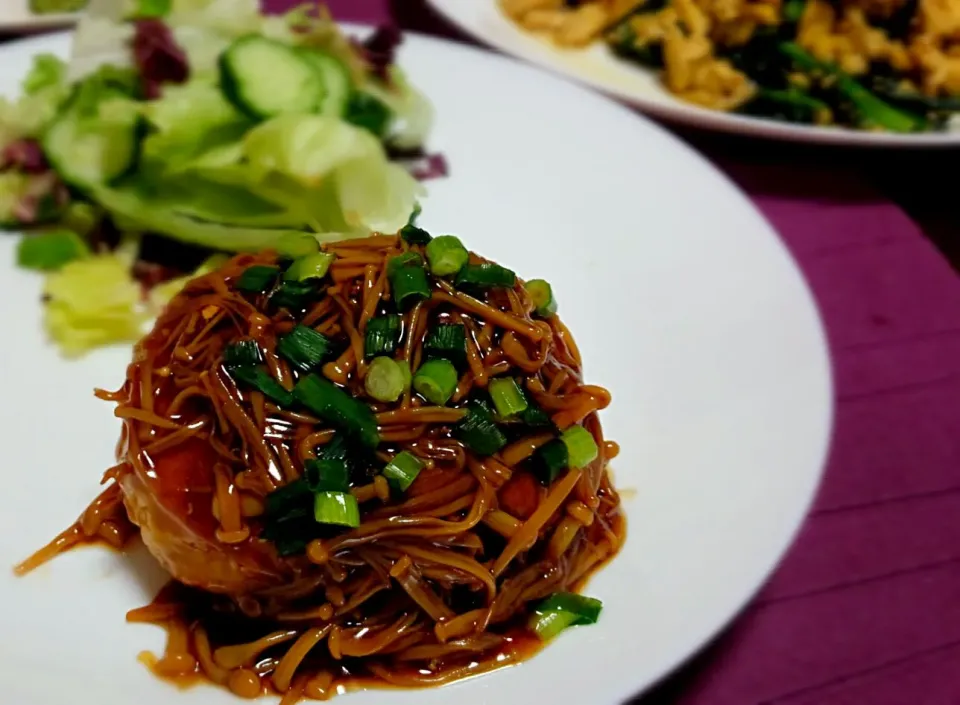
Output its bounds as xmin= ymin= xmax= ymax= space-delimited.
xmin=1 ymin=0 xmax=436 ymax=358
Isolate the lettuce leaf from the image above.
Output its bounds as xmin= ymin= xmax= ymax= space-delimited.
xmin=363 ymin=66 xmax=435 ymax=150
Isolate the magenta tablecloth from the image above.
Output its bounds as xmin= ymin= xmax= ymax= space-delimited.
xmin=272 ymin=3 xmax=960 ymax=703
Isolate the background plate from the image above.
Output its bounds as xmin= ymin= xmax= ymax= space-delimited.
xmin=0 ymin=28 xmax=832 ymax=705
xmin=427 ymin=0 xmax=960 ymax=148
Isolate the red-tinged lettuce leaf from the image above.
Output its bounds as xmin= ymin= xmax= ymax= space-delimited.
xmin=132 ymin=19 xmax=189 ymax=99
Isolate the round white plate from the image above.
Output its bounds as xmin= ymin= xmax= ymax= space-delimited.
xmin=0 ymin=2 xmax=79 ymax=33
xmin=428 ymin=0 xmax=960 ymax=147
xmin=0 ymin=29 xmax=832 ymax=705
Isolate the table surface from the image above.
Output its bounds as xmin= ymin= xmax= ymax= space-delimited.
xmin=7 ymin=3 xmax=960 ymax=704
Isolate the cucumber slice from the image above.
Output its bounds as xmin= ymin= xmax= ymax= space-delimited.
xmin=220 ymin=36 xmax=326 ymax=119
xmin=297 ymin=50 xmax=352 ymax=117
xmin=42 ymin=95 xmax=142 ymax=189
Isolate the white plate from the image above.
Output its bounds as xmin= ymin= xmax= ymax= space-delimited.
xmin=428 ymin=0 xmax=960 ymax=147
xmin=0 ymin=2 xmax=80 ymax=33
xmin=0 ymin=29 xmax=832 ymax=705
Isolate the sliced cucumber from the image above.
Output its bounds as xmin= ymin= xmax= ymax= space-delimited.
xmin=220 ymin=36 xmax=326 ymax=119
xmin=297 ymin=49 xmax=352 ymax=117
xmin=42 ymin=93 xmax=142 ymax=189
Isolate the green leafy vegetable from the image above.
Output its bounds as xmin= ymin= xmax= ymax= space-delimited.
xmin=17 ymin=231 xmax=90 ymax=271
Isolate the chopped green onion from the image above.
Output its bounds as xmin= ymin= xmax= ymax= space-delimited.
xmin=533 ymin=439 xmax=568 ymax=484
xmin=388 ymin=251 xmax=422 ymax=274
xmin=293 ymin=374 xmax=380 ymax=448
xmin=454 ymin=401 xmax=507 ymax=456
xmin=310 ymin=433 xmax=369 ymax=485
xmin=264 ymin=477 xmax=312 ymax=518
xmin=387 ymin=252 xmax=431 ymax=310
xmin=455 ymin=263 xmax=516 ymax=290
xmin=313 ymin=491 xmax=360 ymax=528
xmin=382 ymin=451 xmax=424 ymax=492
xmin=271 ymin=280 xmax=317 ymax=310
xmin=304 ymin=457 xmax=350 ymax=493
xmin=401 ymin=223 xmax=432 ymax=245
xmin=230 ymin=366 xmax=294 ymax=406
xmin=525 ymin=279 xmax=557 ymax=317
xmin=364 ymin=314 xmax=402 ymax=358
xmin=489 ymin=377 xmax=528 ymax=419
xmin=273 ymin=535 xmax=311 ymax=557
xmin=528 ymin=592 xmax=602 ymax=641
xmin=537 ymin=592 xmax=603 ymax=623
xmin=397 ymin=359 xmax=412 ymax=392
xmin=222 ymin=339 xmax=262 ymax=368
xmin=413 ymin=358 xmax=458 ymax=406
xmin=236 ymin=265 xmax=279 ymax=293
xmin=520 ymin=395 xmax=554 ymax=429
xmin=424 ymin=324 xmax=466 ymax=366
xmin=425 ymin=235 xmax=469 ymax=276
xmin=17 ymin=230 xmax=89 ymax=271
xmin=365 ymin=356 xmax=406 ymax=402
xmin=277 ymin=325 xmax=330 ymax=372
xmin=317 ymin=433 xmax=349 ymax=463
xmin=529 ymin=608 xmax=579 ymax=641
xmin=561 ymin=426 xmax=599 ymax=469
xmin=284 ymin=252 xmax=335 ymax=282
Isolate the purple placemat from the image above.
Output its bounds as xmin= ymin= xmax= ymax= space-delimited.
xmin=280 ymin=2 xmax=960 ymax=702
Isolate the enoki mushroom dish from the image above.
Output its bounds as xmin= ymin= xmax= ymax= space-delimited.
xmin=16 ymin=224 xmax=625 ymax=702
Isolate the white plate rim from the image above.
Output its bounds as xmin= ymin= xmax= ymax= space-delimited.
xmin=0 ymin=27 xmax=835 ymax=705
xmin=426 ymin=0 xmax=960 ymax=148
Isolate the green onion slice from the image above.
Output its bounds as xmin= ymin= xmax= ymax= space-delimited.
xmin=313 ymin=491 xmax=360 ymax=528
xmin=364 ymin=314 xmax=402 ymax=358
xmin=561 ymin=425 xmax=599 ymax=469
xmin=264 ymin=477 xmax=312 ymax=519
xmin=525 ymin=279 xmax=558 ymax=317
xmin=533 ymin=438 xmax=568 ymax=484
xmin=236 ymin=265 xmax=279 ymax=293
xmin=528 ymin=592 xmax=603 ymax=641
xmin=293 ymin=374 xmax=380 ymax=448
xmin=364 ymin=356 xmax=406 ymax=403
xmin=397 ymin=359 xmax=412 ymax=392
xmin=270 ymin=280 xmax=317 ymax=310
xmin=412 ymin=358 xmax=458 ymax=406
xmin=520 ymin=395 xmax=554 ymax=429
xmin=489 ymin=377 xmax=528 ymax=419
xmin=277 ymin=325 xmax=330 ymax=372
xmin=387 ymin=252 xmax=431 ymax=310
xmin=382 ymin=450 xmax=424 ymax=492
xmin=285 ymin=252 xmax=335 ymax=282
xmin=304 ymin=457 xmax=350 ymax=493
xmin=425 ymin=235 xmax=469 ymax=276
xmin=222 ymin=339 xmax=262 ymax=368
xmin=16 ymin=230 xmax=90 ymax=271
xmin=230 ymin=366 xmax=294 ymax=407
xmin=454 ymin=400 xmax=507 ymax=456
xmin=401 ymin=223 xmax=432 ymax=245
xmin=455 ymin=263 xmax=516 ymax=290
xmin=424 ymin=324 xmax=466 ymax=366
